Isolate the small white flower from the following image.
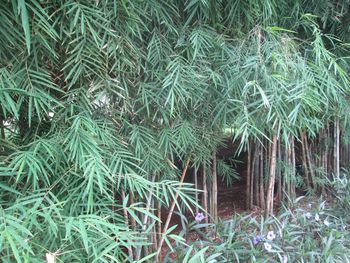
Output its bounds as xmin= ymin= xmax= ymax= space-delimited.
xmin=320 ymin=201 xmax=326 ymax=210
xmin=46 ymin=253 xmax=55 ymax=263
xmin=266 ymin=231 xmax=276 ymax=241
xmin=324 ymin=219 xmax=330 ymax=227
xmin=307 ymin=203 xmax=312 ymax=209
xmin=315 ymin=213 xmax=320 ymax=221
xmin=283 ymin=255 xmax=288 ymax=263
xmin=264 ymin=242 xmax=272 ymax=252
xmin=305 ymin=212 xmax=312 ymax=219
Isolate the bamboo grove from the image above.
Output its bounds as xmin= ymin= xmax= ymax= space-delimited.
xmin=1 ymin=0 xmax=350 ymax=262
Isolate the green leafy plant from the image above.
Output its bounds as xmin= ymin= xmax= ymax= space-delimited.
xmin=1 ymin=0 xmax=350 ymax=262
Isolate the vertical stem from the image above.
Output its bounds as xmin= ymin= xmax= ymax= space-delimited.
xmin=346 ymin=141 xmax=348 ymax=167
xmin=0 ymin=113 xmax=5 ymax=140
xmin=325 ymin=124 xmax=329 ymax=177
xmin=282 ymin=141 xmax=288 ymax=203
xmin=301 ymin=132 xmax=311 ymax=189
xmin=335 ymin=118 xmax=340 ymax=177
xmin=334 ymin=121 xmax=337 ymax=174
xmin=265 ymin=132 xmax=278 ymax=217
xmin=320 ymin=128 xmax=326 ymax=194
xmin=157 ymin=158 xmax=190 ymax=261
xmin=209 ymin=173 xmax=213 ymax=220
xmin=202 ymin=163 xmax=209 ymax=227
xmin=340 ymin=134 xmax=344 ymax=168
xmin=194 ymin=166 xmax=199 ymax=215
xmin=304 ymin=134 xmax=315 ymax=189
xmin=129 ymin=193 xmax=136 ymax=230
xmin=152 ymin=199 xmax=158 ymax=252
xmin=157 ymin=170 xmax=162 ymax=246
xmin=253 ymin=145 xmax=259 ymax=206
xmin=246 ymin=142 xmax=252 ymax=209
xmin=157 ymin=200 xmax=162 ymax=245
xmin=287 ymin=138 xmax=293 ymax=203
xmin=259 ymin=142 xmax=265 ymax=209
xmin=121 ymin=190 xmax=134 ymax=261
xmin=212 ymin=151 xmax=218 ymax=223
xmin=276 ymin=139 xmax=281 ymax=204
xmin=291 ymin=137 xmax=296 ymax=200
xmin=250 ymin=144 xmax=257 ymax=208
xmin=346 ymin=141 xmax=349 ymax=168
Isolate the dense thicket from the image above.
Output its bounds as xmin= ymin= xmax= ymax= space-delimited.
xmin=1 ymin=0 xmax=350 ymax=262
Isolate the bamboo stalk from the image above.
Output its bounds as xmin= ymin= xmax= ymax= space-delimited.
xmin=129 ymin=192 xmax=136 ymax=230
xmin=253 ymin=145 xmax=259 ymax=206
xmin=202 ymin=163 xmax=209 ymax=227
xmin=212 ymin=151 xmax=218 ymax=223
xmin=282 ymin=141 xmax=288 ymax=203
xmin=301 ymin=131 xmax=311 ymax=189
xmin=291 ymin=137 xmax=296 ymax=200
xmin=340 ymin=134 xmax=344 ymax=168
xmin=333 ymin=121 xmax=336 ymax=173
xmin=259 ymin=142 xmax=265 ymax=209
xmin=246 ymin=142 xmax=252 ymax=209
xmin=157 ymin=158 xmax=191 ymax=262
xmin=346 ymin=141 xmax=349 ymax=168
xmin=335 ymin=118 xmax=340 ymax=177
xmin=265 ymin=132 xmax=278 ymax=217
xmin=152 ymin=199 xmax=158 ymax=252
xmin=0 ymin=113 xmax=5 ymax=140
xmin=194 ymin=166 xmax=199 ymax=215
xmin=250 ymin=144 xmax=257 ymax=208
xmin=304 ymin=133 xmax=315 ymax=189
xmin=121 ymin=190 xmax=134 ymax=261
xmin=276 ymin=139 xmax=281 ymax=204
xmin=287 ymin=138 xmax=293 ymax=203
xmin=325 ymin=124 xmax=329 ymax=177
xmin=157 ymin=200 xmax=162 ymax=246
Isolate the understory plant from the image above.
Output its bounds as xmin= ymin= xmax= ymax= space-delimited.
xmin=167 ymin=197 xmax=350 ymax=263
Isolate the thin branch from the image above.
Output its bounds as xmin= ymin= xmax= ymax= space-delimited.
xmin=157 ymin=158 xmax=191 ymax=262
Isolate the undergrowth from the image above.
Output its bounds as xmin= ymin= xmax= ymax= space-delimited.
xmin=165 ymin=174 xmax=350 ymax=263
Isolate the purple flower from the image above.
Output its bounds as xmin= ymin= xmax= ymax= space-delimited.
xmin=252 ymin=236 xmax=262 ymax=245
xmin=195 ymin=212 xmax=205 ymax=223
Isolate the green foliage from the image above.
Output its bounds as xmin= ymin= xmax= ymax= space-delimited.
xmin=327 ymin=170 xmax=350 ymax=213
xmin=0 ymin=0 xmax=350 ymax=261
